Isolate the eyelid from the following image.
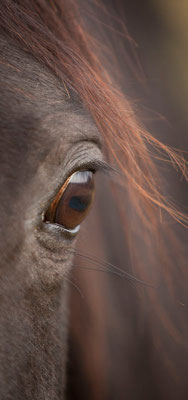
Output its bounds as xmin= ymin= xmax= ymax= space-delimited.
xmin=52 ymin=159 xmax=113 ymax=202
xmin=75 ymin=159 xmax=114 ymax=176
xmin=44 ymin=220 xmax=80 ymax=236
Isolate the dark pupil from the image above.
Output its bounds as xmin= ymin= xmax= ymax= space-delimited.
xmin=69 ymin=196 xmax=90 ymax=212
xmin=53 ymin=170 xmax=95 ymax=229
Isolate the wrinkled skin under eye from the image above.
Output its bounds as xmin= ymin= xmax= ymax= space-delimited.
xmin=45 ymin=170 xmax=95 ymax=230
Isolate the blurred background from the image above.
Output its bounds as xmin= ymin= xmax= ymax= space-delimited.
xmin=68 ymin=2 xmax=188 ymax=399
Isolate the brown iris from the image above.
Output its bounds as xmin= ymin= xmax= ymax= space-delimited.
xmin=45 ymin=170 xmax=95 ymax=230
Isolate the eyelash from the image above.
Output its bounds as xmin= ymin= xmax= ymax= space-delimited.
xmin=46 ymin=160 xmax=112 ymax=205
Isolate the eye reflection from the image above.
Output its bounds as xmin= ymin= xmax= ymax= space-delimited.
xmin=45 ymin=170 xmax=95 ymax=231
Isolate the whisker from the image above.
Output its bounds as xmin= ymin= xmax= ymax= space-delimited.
xmin=70 ymin=264 xmax=138 ymax=291
xmin=66 ymin=248 xmax=154 ymax=288
xmin=42 ymin=251 xmax=154 ymax=288
xmin=64 ymin=276 xmax=84 ymax=299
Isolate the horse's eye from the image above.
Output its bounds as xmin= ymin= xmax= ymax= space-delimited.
xmin=44 ymin=170 xmax=95 ymax=231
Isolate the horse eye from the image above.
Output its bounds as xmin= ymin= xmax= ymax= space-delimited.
xmin=44 ymin=170 xmax=95 ymax=231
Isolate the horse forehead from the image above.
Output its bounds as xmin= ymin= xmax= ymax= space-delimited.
xmin=0 ymin=35 xmax=102 ymax=157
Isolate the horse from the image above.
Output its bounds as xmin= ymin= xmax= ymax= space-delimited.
xmin=0 ymin=1 xmax=187 ymax=399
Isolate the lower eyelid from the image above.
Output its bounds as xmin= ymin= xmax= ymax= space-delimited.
xmin=44 ymin=221 xmax=80 ymax=236
xmin=37 ymin=221 xmax=79 ymax=249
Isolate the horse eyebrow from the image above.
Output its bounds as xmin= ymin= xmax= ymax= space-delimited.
xmin=41 ymin=108 xmax=104 ymax=155
xmin=68 ymin=127 xmax=103 ymax=149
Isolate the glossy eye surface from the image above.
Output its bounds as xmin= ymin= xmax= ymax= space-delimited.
xmin=45 ymin=170 xmax=95 ymax=231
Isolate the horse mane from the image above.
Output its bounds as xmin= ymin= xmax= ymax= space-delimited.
xmin=0 ymin=1 xmax=188 ymax=399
